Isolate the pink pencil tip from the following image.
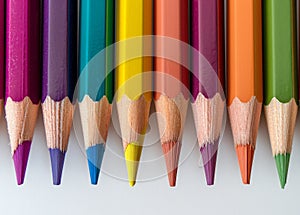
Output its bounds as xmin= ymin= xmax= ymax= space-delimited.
xmin=12 ymin=141 xmax=32 ymax=185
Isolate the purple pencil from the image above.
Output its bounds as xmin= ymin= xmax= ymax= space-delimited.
xmin=5 ymin=0 xmax=41 ymax=185
xmin=0 ymin=0 xmax=4 ymax=116
xmin=191 ymin=0 xmax=225 ymax=185
xmin=42 ymin=0 xmax=77 ymax=185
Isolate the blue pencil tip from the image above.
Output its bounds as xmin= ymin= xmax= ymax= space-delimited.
xmin=86 ymin=144 xmax=105 ymax=185
xmin=49 ymin=149 xmax=66 ymax=185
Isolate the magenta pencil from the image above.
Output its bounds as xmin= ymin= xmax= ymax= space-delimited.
xmin=5 ymin=0 xmax=41 ymax=185
xmin=191 ymin=0 xmax=225 ymax=185
xmin=0 ymin=0 xmax=4 ymax=116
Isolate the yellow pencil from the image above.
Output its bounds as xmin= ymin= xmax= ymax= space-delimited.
xmin=116 ymin=0 xmax=152 ymax=186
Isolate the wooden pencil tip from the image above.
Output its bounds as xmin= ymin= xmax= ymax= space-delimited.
xmin=162 ymin=141 xmax=181 ymax=187
xmin=13 ymin=141 xmax=32 ymax=185
xmin=200 ymin=142 xmax=218 ymax=186
xmin=86 ymin=144 xmax=105 ymax=185
xmin=235 ymin=145 xmax=254 ymax=184
xmin=124 ymin=143 xmax=143 ymax=187
xmin=49 ymin=149 xmax=66 ymax=185
xmin=275 ymin=154 xmax=290 ymax=189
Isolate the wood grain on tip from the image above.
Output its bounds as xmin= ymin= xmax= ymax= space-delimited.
xmin=42 ymin=96 xmax=74 ymax=152
xmin=228 ymin=97 xmax=262 ymax=149
xmin=265 ymin=98 xmax=297 ymax=156
xmin=79 ymin=96 xmax=112 ymax=148
xmin=5 ymin=97 xmax=39 ymax=153
xmin=155 ymin=93 xmax=188 ymax=145
xmin=192 ymin=93 xmax=225 ymax=148
xmin=227 ymin=0 xmax=263 ymax=105
xmin=117 ymin=95 xmax=151 ymax=150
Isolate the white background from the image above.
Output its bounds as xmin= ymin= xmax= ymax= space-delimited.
xmin=0 ymin=103 xmax=299 ymax=215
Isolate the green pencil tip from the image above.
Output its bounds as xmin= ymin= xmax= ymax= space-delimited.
xmin=275 ymin=154 xmax=290 ymax=189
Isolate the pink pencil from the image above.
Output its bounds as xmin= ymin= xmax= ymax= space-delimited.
xmin=6 ymin=0 xmax=41 ymax=185
xmin=0 ymin=0 xmax=4 ymax=116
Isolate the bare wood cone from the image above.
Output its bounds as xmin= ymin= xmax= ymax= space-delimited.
xmin=155 ymin=94 xmax=188 ymax=186
xmin=79 ymin=96 xmax=112 ymax=148
xmin=265 ymin=98 xmax=297 ymax=156
xmin=42 ymin=96 xmax=74 ymax=151
xmin=6 ymin=97 xmax=39 ymax=153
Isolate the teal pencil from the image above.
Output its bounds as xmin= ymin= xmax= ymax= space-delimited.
xmin=79 ymin=0 xmax=114 ymax=185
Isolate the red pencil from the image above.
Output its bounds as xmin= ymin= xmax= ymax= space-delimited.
xmin=6 ymin=0 xmax=41 ymax=185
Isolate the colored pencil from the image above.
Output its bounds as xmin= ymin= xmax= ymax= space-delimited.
xmin=0 ymin=0 xmax=4 ymax=116
xmin=191 ymin=0 xmax=225 ymax=185
xmin=116 ymin=0 xmax=152 ymax=186
xmin=154 ymin=0 xmax=189 ymax=187
xmin=263 ymin=0 xmax=298 ymax=189
xmin=5 ymin=0 xmax=41 ymax=185
xmin=42 ymin=0 xmax=78 ymax=185
xmin=227 ymin=0 xmax=263 ymax=184
xmin=79 ymin=0 xmax=114 ymax=185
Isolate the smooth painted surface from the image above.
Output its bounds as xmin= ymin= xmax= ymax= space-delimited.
xmin=154 ymin=0 xmax=189 ymax=100
xmin=0 ymin=0 xmax=4 ymax=100
xmin=227 ymin=0 xmax=263 ymax=104
xmin=116 ymin=0 xmax=152 ymax=101
xmin=191 ymin=0 xmax=224 ymax=100
xmin=263 ymin=0 xmax=298 ymax=104
xmin=79 ymin=0 xmax=107 ymax=102
xmin=43 ymin=0 xmax=77 ymax=102
xmin=6 ymin=0 xmax=41 ymax=104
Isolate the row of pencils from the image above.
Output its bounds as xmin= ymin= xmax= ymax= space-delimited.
xmin=0 ymin=0 xmax=298 ymax=189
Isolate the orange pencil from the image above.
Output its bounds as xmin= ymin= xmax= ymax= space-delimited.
xmin=227 ymin=0 xmax=263 ymax=184
xmin=154 ymin=0 xmax=189 ymax=186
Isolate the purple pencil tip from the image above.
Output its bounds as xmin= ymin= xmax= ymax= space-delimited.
xmin=13 ymin=141 xmax=32 ymax=185
xmin=49 ymin=149 xmax=66 ymax=185
xmin=200 ymin=141 xmax=218 ymax=186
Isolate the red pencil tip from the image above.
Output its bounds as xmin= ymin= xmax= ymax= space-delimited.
xmin=162 ymin=141 xmax=181 ymax=187
xmin=12 ymin=141 xmax=32 ymax=185
xmin=236 ymin=145 xmax=254 ymax=184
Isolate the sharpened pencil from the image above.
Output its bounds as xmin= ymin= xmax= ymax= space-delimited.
xmin=5 ymin=0 xmax=41 ymax=185
xmin=154 ymin=0 xmax=189 ymax=187
xmin=42 ymin=0 xmax=78 ymax=185
xmin=79 ymin=0 xmax=114 ymax=185
xmin=263 ymin=0 xmax=298 ymax=189
xmin=0 ymin=0 xmax=4 ymax=116
xmin=116 ymin=0 xmax=152 ymax=187
xmin=191 ymin=0 xmax=225 ymax=185
xmin=227 ymin=0 xmax=263 ymax=184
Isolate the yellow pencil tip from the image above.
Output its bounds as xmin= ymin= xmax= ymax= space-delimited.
xmin=129 ymin=180 xmax=136 ymax=187
xmin=124 ymin=143 xmax=143 ymax=186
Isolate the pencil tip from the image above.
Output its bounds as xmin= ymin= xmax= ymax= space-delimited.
xmin=275 ymin=154 xmax=290 ymax=189
xmin=162 ymin=141 xmax=181 ymax=187
xmin=49 ymin=149 xmax=66 ymax=185
xmin=13 ymin=141 xmax=32 ymax=185
xmin=129 ymin=180 xmax=136 ymax=187
xmin=124 ymin=143 xmax=142 ymax=187
xmin=86 ymin=144 xmax=105 ymax=185
xmin=235 ymin=145 xmax=254 ymax=184
xmin=200 ymin=142 xmax=218 ymax=186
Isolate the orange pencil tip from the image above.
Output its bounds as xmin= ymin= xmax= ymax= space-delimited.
xmin=162 ymin=141 xmax=181 ymax=187
xmin=235 ymin=145 xmax=254 ymax=184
